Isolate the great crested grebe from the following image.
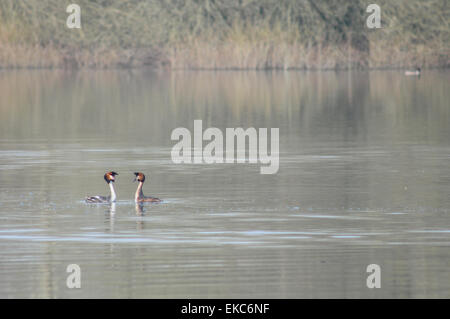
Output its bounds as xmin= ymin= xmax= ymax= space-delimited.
xmin=405 ymin=67 xmax=421 ymax=76
xmin=133 ymin=172 xmax=161 ymax=203
xmin=85 ymin=171 xmax=118 ymax=203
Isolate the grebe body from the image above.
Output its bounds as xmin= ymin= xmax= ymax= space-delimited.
xmin=85 ymin=171 xmax=118 ymax=203
xmin=133 ymin=172 xmax=161 ymax=203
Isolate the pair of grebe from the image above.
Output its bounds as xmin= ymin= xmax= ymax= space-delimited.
xmin=85 ymin=171 xmax=161 ymax=203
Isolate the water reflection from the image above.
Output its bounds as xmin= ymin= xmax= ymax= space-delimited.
xmin=1 ymin=70 xmax=448 ymax=145
xmin=135 ymin=203 xmax=144 ymax=215
xmin=109 ymin=202 xmax=116 ymax=214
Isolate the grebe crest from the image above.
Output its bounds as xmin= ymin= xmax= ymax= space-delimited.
xmin=104 ymin=171 xmax=118 ymax=183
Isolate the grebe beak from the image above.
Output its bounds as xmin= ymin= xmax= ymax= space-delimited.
xmin=110 ymin=171 xmax=118 ymax=182
xmin=133 ymin=172 xmax=139 ymax=182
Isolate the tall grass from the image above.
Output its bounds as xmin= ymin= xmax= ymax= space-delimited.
xmin=0 ymin=0 xmax=448 ymax=69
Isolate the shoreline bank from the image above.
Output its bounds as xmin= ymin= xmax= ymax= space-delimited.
xmin=0 ymin=44 xmax=448 ymax=71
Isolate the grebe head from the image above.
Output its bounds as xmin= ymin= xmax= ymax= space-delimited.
xmin=104 ymin=171 xmax=118 ymax=184
xmin=133 ymin=172 xmax=146 ymax=183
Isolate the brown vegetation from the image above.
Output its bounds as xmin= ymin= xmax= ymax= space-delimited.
xmin=0 ymin=0 xmax=448 ymax=70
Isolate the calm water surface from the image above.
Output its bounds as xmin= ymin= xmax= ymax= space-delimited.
xmin=0 ymin=70 xmax=449 ymax=298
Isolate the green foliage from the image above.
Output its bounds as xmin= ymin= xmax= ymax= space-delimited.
xmin=0 ymin=0 xmax=448 ymax=68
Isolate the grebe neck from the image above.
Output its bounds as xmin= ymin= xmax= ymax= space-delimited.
xmin=109 ymin=182 xmax=117 ymax=202
xmin=135 ymin=182 xmax=144 ymax=202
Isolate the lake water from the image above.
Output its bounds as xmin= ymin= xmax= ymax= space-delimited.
xmin=0 ymin=70 xmax=449 ymax=298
